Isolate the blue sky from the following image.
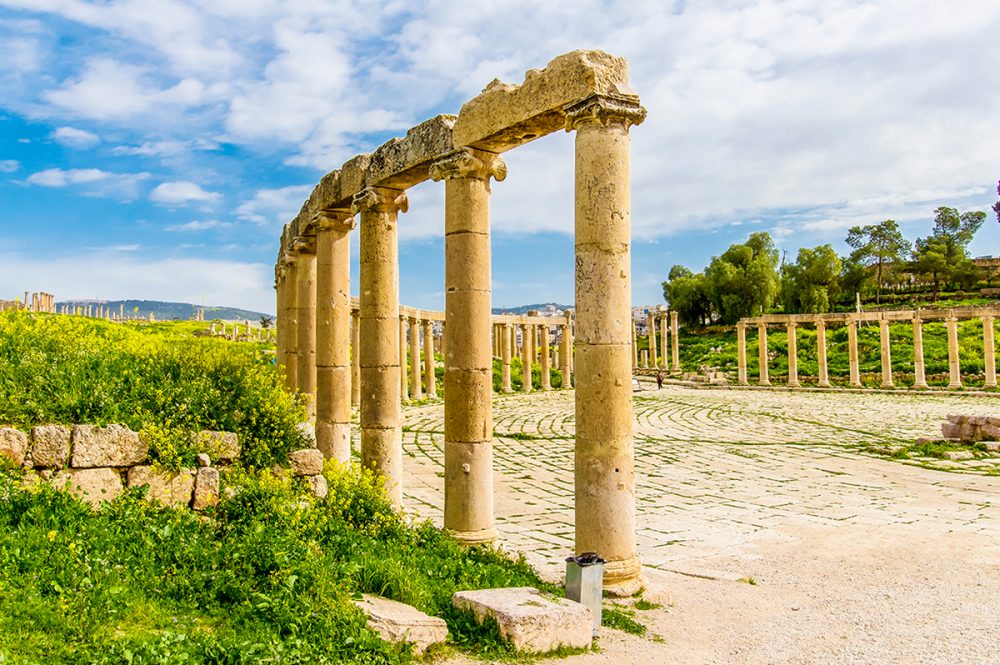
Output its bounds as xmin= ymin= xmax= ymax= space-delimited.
xmin=1 ymin=0 xmax=998 ymax=315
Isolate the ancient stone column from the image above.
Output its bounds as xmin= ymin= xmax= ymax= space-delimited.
xmin=566 ymin=92 xmax=645 ymax=595
xmin=879 ymin=319 xmax=894 ymax=389
xmin=353 ymin=186 xmax=408 ymax=505
xmin=757 ymin=323 xmax=770 ymax=386
xmin=431 ymin=147 xmax=506 ymax=545
xmin=399 ymin=316 xmax=410 ymax=401
xmin=561 ymin=310 xmax=573 ymax=387
xmin=295 ymin=249 xmax=318 ymax=414
xmin=409 ymin=317 xmax=422 ymax=399
xmin=314 ymin=210 xmax=355 ymax=462
xmin=816 ymin=319 xmax=830 ymax=388
xmin=501 ymin=323 xmax=513 ymax=392
xmin=736 ymin=322 xmax=748 ymax=385
xmin=786 ymin=322 xmax=799 ymax=387
xmin=847 ymin=319 xmax=861 ymax=387
xmin=521 ymin=323 xmax=533 ymax=392
xmin=640 ymin=350 xmax=648 ymax=366
xmin=275 ymin=272 xmax=286 ymax=379
xmin=423 ymin=318 xmax=436 ymax=398
xmin=670 ymin=310 xmax=680 ymax=371
xmin=540 ymin=324 xmax=551 ymax=390
xmin=983 ymin=316 xmax=997 ymax=389
xmin=647 ymin=310 xmax=658 ymax=369
xmin=631 ymin=319 xmax=638 ymax=368
xmin=946 ymin=316 xmax=961 ymax=389
xmin=912 ymin=317 xmax=927 ymax=389
xmin=659 ymin=312 xmax=668 ymax=370
xmin=282 ymin=257 xmax=299 ymax=392
xmin=351 ymin=309 xmax=361 ymax=407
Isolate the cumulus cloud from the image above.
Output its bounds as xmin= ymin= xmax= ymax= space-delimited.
xmin=24 ymin=167 xmax=150 ymax=198
xmin=150 ymin=180 xmax=221 ymax=205
xmin=235 ymin=184 xmax=312 ymax=227
xmin=0 ymin=160 xmax=20 ymax=173
xmin=166 ymin=219 xmax=231 ymax=232
xmin=50 ymin=126 xmax=100 ymax=148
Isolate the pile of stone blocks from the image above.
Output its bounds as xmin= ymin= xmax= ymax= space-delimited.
xmin=0 ymin=424 xmax=237 ymax=509
xmin=685 ymin=365 xmax=729 ymax=386
xmin=287 ymin=447 xmax=328 ymax=498
xmin=940 ymin=415 xmax=1000 ymax=443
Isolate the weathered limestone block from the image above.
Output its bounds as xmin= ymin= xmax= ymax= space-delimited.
xmin=289 ymin=448 xmax=324 ymax=476
xmin=941 ymin=422 xmax=962 ymax=439
xmin=366 ymin=115 xmax=456 ymax=190
xmin=71 ymin=424 xmax=147 ymax=468
xmin=192 ymin=467 xmax=219 ymax=510
xmin=0 ymin=427 xmax=28 ymax=466
xmin=193 ymin=431 xmax=240 ymax=464
xmin=30 ymin=425 xmax=71 ymax=469
xmin=127 ymin=466 xmax=195 ymax=507
xmin=307 ymin=474 xmax=328 ymax=499
xmin=354 ymin=594 xmax=448 ymax=656
xmin=451 ymin=587 xmax=592 ymax=653
xmin=50 ymin=467 xmax=123 ymax=506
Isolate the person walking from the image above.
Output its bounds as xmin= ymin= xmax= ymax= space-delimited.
xmin=656 ymin=371 xmax=663 ymax=390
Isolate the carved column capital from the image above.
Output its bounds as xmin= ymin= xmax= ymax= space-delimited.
xmin=564 ymin=93 xmax=647 ymax=132
xmin=351 ymin=186 xmax=408 ymax=216
xmin=314 ymin=208 xmax=356 ymax=233
xmin=430 ymin=148 xmax=507 ymax=184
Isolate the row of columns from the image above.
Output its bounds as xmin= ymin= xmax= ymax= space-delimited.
xmin=493 ymin=315 xmax=574 ymax=392
xmin=736 ymin=315 xmax=998 ymax=389
xmin=632 ymin=309 xmax=680 ymax=370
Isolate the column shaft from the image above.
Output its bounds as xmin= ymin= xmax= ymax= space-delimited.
xmin=296 ymin=252 xmax=318 ymax=415
xmin=946 ymin=317 xmax=962 ymax=389
xmin=816 ymin=320 xmax=830 ymax=387
xmin=501 ymin=323 xmax=513 ymax=392
xmin=631 ymin=320 xmax=638 ymax=367
xmin=659 ymin=313 xmax=668 ymax=369
xmin=983 ymin=317 xmax=996 ymax=389
xmin=757 ymin=324 xmax=770 ymax=386
xmin=912 ymin=318 xmax=927 ymax=389
xmin=786 ymin=323 xmax=799 ymax=387
xmin=423 ymin=318 xmax=436 ymax=398
xmin=521 ymin=324 xmax=532 ymax=392
xmin=351 ymin=310 xmax=361 ymax=407
xmin=670 ymin=310 xmax=680 ymax=371
xmin=561 ymin=313 xmax=573 ymax=387
xmin=540 ymin=325 xmax=551 ymax=389
xmin=847 ymin=319 xmax=861 ymax=387
xmin=880 ymin=319 xmax=894 ymax=388
xmin=647 ymin=311 xmax=658 ymax=368
xmin=283 ymin=260 xmax=299 ymax=392
xmin=736 ymin=323 xmax=748 ymax=385
xmin=399 ymin=316 xmax=409 ymax=401
xmin=409 ymin=317 xmax=422 ymax=398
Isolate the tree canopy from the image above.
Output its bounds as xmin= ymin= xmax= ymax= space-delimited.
xmin=845 ymin=220 xmax=910 ymax=303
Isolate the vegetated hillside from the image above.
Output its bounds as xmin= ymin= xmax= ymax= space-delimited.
xmin=58 ymin=299 xmax=271 ymax=322
xmin=491 ymin=302 xmax=571 ymax=315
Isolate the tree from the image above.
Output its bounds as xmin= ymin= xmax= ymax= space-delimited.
xmin=911 ymin=207 xmax=986 ymax=299
xmin=845 ymin=220 xmax=911 ymax=304
xmin=260 ymin=316 xmax=273 ymax=329
xmin=993 ymin=180 xmax=1000 ymax=224
xmin=781 ymin=245 xmax=842 ymax=313
xmin=703 ymin=232 xmax=780 ymax=324
xmin=662 ymin=265 xmax=712 ymax=327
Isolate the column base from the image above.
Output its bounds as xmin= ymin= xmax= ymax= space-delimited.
xmin=601 ymin=555 xmax=643 ymax=597
xmin=787 ymin=380 xmax=800 ymax=388
xmin=985 ymin=382 xmax=998 ymax=389
xmin=817 ymin=381 xmax=831 ymax=388
xmin=881 ymin=382 xmax=894 ymax=389
xmin=451 ymin=527 xmax=498 ymax=546
xmin=948 ymin=382 xmax=963 ymax=390
xmin=913 ymin=382 xmax=928 ymax=389
xmin=758 ymin=380 xmax=771 ymax=387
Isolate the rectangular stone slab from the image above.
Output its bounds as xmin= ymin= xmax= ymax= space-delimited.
xmin=353 ymin=594 xmax=448 ymax=655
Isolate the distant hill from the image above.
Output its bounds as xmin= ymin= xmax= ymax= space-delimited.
xmin=58 ymin=299 xmax=271 ymax=322
xmin=491 ymin=303 xmax=571 ymax=316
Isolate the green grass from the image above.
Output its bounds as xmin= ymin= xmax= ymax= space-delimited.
xmin=602 ymin=605 xmax=647 ymax=636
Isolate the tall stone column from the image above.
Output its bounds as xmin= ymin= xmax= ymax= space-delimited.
xmin=786 ymin=322 xmax=799 ymax=387
xmin=912 ymin=317 xmax=927 ymax=389
xmin=431 ymin=147 xmax=505 ymax=545
xmin=946 ymin=316 xmax=961 ymax=389
xmin=540 ymin=324 xmax=551 ymax=390
xmin=566 ymin=92 xmax=645 ymax=595
xmin=501 ymin=323 xmax=513 ymax=392
xmin=561 ymin=310 xmax=573 ymax=387
xmin=983 ymin=316 xmax=997 ymax=389
xmin=399 ymin=316 xmax=409 ymax=402
xmin=295 ymin=249 xmax=318 ymax=415
xmin=670 ymin=310 xmax=680 ymax=371
xmin=354 ymin=186 xmax=407 ymax=506
xmin=631 ymin=320 xmax=638 ymax=368
xmin=659 ymin=312 xmax=668 ymax=370
xmin=847 ymin=319 xmax=861 ymax=387
xmin=736 ymin=322 xmax=748 ymax=385
xmin=521 ymin=323 xmax=533 ymax=392
xmin=314 ymin=210 xmax=355 ymax=462
xmin=816 ymin=319 xmax=830 ymax=388
xmin=351 ymin=309 xmax=361 ymax=407
xmin=275 ymin=271 xmax=286 ymax=382
xmin=647 ymin=311 xmax=658 ymax=368
xmin=423 ymin=318 xmax=436 ymax=398
xmin=757 ymin=323 xmax=770 ymax=386
xmin=282 ymin=257 xmax=299 ymax=392
xmin=879 ymin=319 xmax=894 ymax=388
xmin=409 ymin=317 xmax=423 ymax=399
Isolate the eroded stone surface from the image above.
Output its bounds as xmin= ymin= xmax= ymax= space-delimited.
xmin=127 ymin=465 xmax=195 ymax=507
xmin=71 ymin=424 xmax=147 ymax=468
xmin=451 ymin=587 xmax=592 ymax=653
xmin=30 ymin=425 xmax=71 ymax=469
xmin=50 ymin=467 xmax=123 ymax=506
xmin=0 ymin=427 xmax=28 ymax=466
xmin=353 ymin=594 xmax=448 ymax=655
xmin=192 ymin=467 xmax=219 ymax=510
xmin=289 ymin=448 xmax=324 ymax=476
xmin=307 ymin=473 xmax=328 ymax=499
xmin=194 ymin=431 xmax=240 ymax=464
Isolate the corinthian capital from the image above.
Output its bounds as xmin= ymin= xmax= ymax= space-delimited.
xmin=350 ymin=186 xmax=409 ymax=216
xmin=314 ymin=208 xmax=356 ymax=234
xmin=564 ymin=93 xmax=647 ymax=131
xmin=429 ymin=148 xmax=507 ymax=184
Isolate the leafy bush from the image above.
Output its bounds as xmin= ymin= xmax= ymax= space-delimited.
xmin=0 ymin=312 xmax=306 ymax=467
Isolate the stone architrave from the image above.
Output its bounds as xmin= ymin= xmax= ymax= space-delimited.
xmin=946 ymin=316 xmax=962 ymax=389
xmin=879 ymin=319 xmax=894 ymax=389
xmin=912 ymin=317 xmax=928 ymax=389
xmin=757 ymin=323 xmax=770 ymax=386
xmin=647 ymin=310 xmax=658 ymax=368
xmin=566 ymin=91 xmax=645 ymax=595
xmin=540 ymin=323 xmax=551 ymax=390
xmin=847 ymin=318 xmax=861 ymax=387
xmin=423 ymin=318 xmax=437 ymax=398
xmin=670 ymin=310 xmax=680 ymax=371
xmin=736 ymin=322 xmax=748 ymax=385
xmin=983 ymin=316 xmax=997 ymax=389
xmin=351 ymin=310 xmax=361 ymax=408
xmin=314 ymin=209 xmax=356 ymax=462
xmin=409 ymin=317 xmax=423 ymax=399
xmin=296 ymin=249 xmax=318 ymax=415
xmin=561 ymin=310 xmax=573 ymax=386
xmin=659 ymin=311 xmax=668 ymax=370
xmin=786 ymin=322 xmax=799 ymax=387
xmin=816 ymin=319 xmax=830 ymax=388
xmin=354 ymin=186 xmax=408 ymax=506
xmin=501 ymin=323 xmax=513 ymax=392
xmin=521 ymin=323 xmax=533 ymax=392
xmin=399 ymin=316 xmax=410 ymax=401
xmin=431 ymin=146 xmax=506 ymax=546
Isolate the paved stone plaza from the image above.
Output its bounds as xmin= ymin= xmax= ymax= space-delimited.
xmin=391 ymin=385 xmax=1000 ymax=663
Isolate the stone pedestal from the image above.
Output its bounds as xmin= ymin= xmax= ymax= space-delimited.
xmin=423 ymin=318 xmax=437 ymax=398
xmin=354 ymin=186 xmax=407 ymax=506
xmin=912 ymin=318 xmax=927 ymax=389
xmin=946 ymin=316 xmax=961 ymax=389
xmin=736 ymin=322 xmax=748 ymax=385
xmin=567 ymin=93 xmax=645 ymax=595
xmin=757 ymin=323 xmax=770 ymax=386
xmin=984 ymin=316 xmax=997 ymax=389
xmin=816 ymin=320 xmax=830 ymax=388
xmin=879 ymin=319 xmax=893 ymax=389
xmin=786 ymin=322 xmax=799 ymax=387
xmin=847 ymin=319 xmax=861 ymax=387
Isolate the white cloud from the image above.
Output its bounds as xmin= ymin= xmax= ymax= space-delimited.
xmin=24 ymin=167 xmax=150 ymax=199
xmin=27 ymin=167 xmax=109 ymax=186
xmin=112 ymin=138 xmax=219 ymax=157
xmin=166 ymin=219 xmax=231 ymax=232
xmin=51 ymin=126 xmax=100 ymax=148
xmin=150 ymin=180 xmax=221 ymax=205
xmin=0 ymin=160 xmax=20 ymax=173
xmin=235 ymin=184 xmax=312 ymax=226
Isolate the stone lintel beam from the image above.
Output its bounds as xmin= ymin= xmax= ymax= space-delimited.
xmin=453 ymin=50 xmax=633 ymax=153
xmin=366 ymin=115 xmax=457 ymax=190
xmin=313 ymin=154 xmax=372 ymax=212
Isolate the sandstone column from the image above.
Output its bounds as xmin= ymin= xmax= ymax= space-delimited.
xmin=561 ymin=310 xmax=573 ymax=387
xmin=351 ymin=309 xmax=361 ymax=407
xmin=431 ymin=147 xmax=505 ymax=545
xmin=912 ymin=317 xmax=927 ymax=389
xmin=631 ymin=319 xmax=638 ymax=368
xmin=275 ymin=270 xmax=286 ymax=381
xmin=640 ymin=350 xmax=648 ymax=366
xmin=847 ymin=319 xmax=861 ymax=387
xmin=295 ymin=249 xmax=318 ymax=415
xmin=647 ymin=310 xmax=658 ymax=369
xmin=282 ymin=257 xmax=299 ymax=392
xmin=540 ymin=324 xmax=551 ymax=390
xmin=983 ymin=316 xmax=997 ymax=389
xmin=423 ymin=318 xmax=436 ymax=398
xmin=501 ymin=323 xmax=513 ymax=392
xmin=409 ymin=316 xmax=423 ymax=399
xmin=757 ymin=323 xmax=770 ymax=386
xmin=816 ymin=319 xmax=830 ymax=388
xmin=879 ymin=319 xmax=894 ymax=388
xmin=736 ymin=322 xmax=748 ymax=385
xmin=566 ymin=92 xmax=645 ymax=595
xmin=786 ymin=322 xmax=799 ymax=387
xmin=314 ymin=210 xmax=355 ymax=462
xmin=521 ymin=323 xmax=533 ymax=392
xmin=946 ymin=316 xmax=961 ymax=389
xmin=659 ymin=312 xmax=668 ymax=370
xmin=670 ymin=310 xmax=680 ymax=371
xmin=354 ymin=186 xmax=407 ymax=505
xmin=399 ymin=316 xmax=409 ymax=402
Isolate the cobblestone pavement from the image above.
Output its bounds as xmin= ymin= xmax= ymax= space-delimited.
xmin=398 ymin=385 xmax=1000 ymax=578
